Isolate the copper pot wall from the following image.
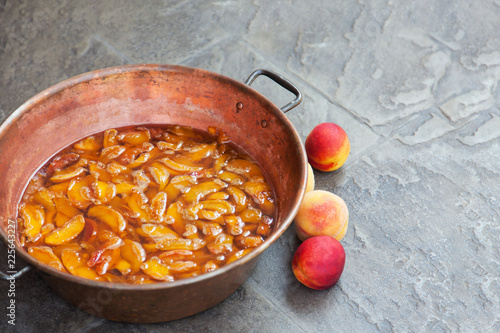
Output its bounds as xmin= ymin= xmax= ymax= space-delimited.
xmin=0 ymin=64 xmax=307 ymax=323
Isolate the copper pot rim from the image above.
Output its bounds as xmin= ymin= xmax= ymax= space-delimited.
xmin=1 ymin=64 xmax=307 ymax=290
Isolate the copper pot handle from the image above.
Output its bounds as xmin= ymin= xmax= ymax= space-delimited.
xmin=245 ymin=69 xmax=302 ymax=113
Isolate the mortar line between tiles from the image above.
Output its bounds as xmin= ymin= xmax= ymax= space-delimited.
xmin=91 ymin=34 xmax=134 ymax=63
xmin=176 ymin=36 xmax=234 ymax=65
xmin=245 ymin=279 xmax=309 ymax=333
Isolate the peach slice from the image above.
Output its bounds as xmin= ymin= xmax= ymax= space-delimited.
xmin=238 ymin=207 xmax=262 ymax=223
xmin=92 ymin=180 xmax=116 ymax=204
xmin=144 ymin=238 xmax=206 ymax=252
xmin=89 ymin=162 xmax=113 ymax=181
xmin=183 ymin=179 xmax=227 ymax=203
xmin=61 ymin=249 xmax=103 ymax=281
xmin=125 ymin=191 xmax=150 ymax=223
xmin=226 ymin=186 xmax=248 ymax=212
xmin=44 ymin=214 xmax=85 ymax=245
xmin=243 ymin=181 xmax=275 ymax=215
xmin=141 ymin=257 xmax=174 ymax=281
xmin=165 ymin=202 xmax=186 ymax=235
xmin=103 ymin=129 xmax=118 ymax=147
xmin=33 ymin=189 xmax=56 ymax=211
xmin=160 ymin=157 xmax=204 ymax=173
xmin=49 ymin=166 xmax=86 ymax=183
xmin=115 ymin=182 xmax=135 ymax=195
xmin=28 ymin=246 xmax=66 ymax=272
xmin=136 ymin=224 xmax=179 ymax=241
xmin=165 ymin=175 xmax=197 ymax=203
xmin=116 ymin=128 xmax=151 ymax=146
xmin=120 ymin=240 xmax=146 ymax=274
xmin=226 ymin=248 xmax=252 ymax=264
xmin=19 ymin=203 xmax=44 ymax=240
xmin=207 ymin=233 xmax=233 ymax=255
xmin=98 ymin=145 xmax=126 ymax=164
xmin=67 ymin=176 xmax=93 ymax=209
xmin=150 ymin=191 xmax=168 ymax=222
xmin=53 ymin=195 xmax=82 ymax=219
xmin=87 ymin=205 xmax=127 ymax=233
xmin=225 ymin=159 xmax=264 ymax=180
xmin=149 ymin=162 xmax=171 ymax=191
xmin=294 ymin=190 xmax=348 ymax=241
xmin=46 ymin=153 xmax=79 ymax=177
xmin=217 ymin=171 xmax=245 ymax=186
xmin=74 ymin=136 xmax=102 ymax=151
xmin=224 ymin=215 xmax=245 ymax=236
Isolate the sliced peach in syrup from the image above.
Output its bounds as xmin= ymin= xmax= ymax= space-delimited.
xmin=53 ymin=195 xmax=82 ymax=218
xmin=19 ymin=203 xmax=44 ymax=240
xmin=243 ymin=181 xmax=275 ymax=215
xmin=67 ymin=176 xmax=93 ymax=209
xmin=141 ymin=257 xmax=173 ymax=282
xmin=225 ymin=159 xmax=264 ymax=180
xmin=28 ymin=246 xmax=66 ymax=272
xmin=207 ymin=233 xmax=233 ymax=255
xmin=92 ymin=180 xmax=116 ymax=204
xmin=159 ymin=157 xmax=203 ymax=173
xmin=148 ymin=162 xmax=171 ymax=191
xmin=217 ymin=171 xmax=245 ymax=186
xmin=136 ymin=224 xmax=178 ymax=241
xmin=103 ymin=129 xmax=118 ymax=147
xmin=115 ymin=182 xmax=135 ymax=195
xmin=33 ymin=189 xmax=56 ymax=211
xmin=165 ymin=175 xmax=196 ymax=203
xmin=224 ymin=215 xmax=245 ymax=236
xmin=125 ymin=192 xmax=150 ymax=223
xmin=81 ymin=218 xmax=98 ymax=243
xmin=120 ymin=240 xmax=146 ymax=274
xmin=116 ymin=128 xmax=151 ymax=146
xmin=89 ymin=162 xmax=113 ymax=181
xmin=74 ymin=136 xmax=102 ymax=151
xmin=182 ymin=179 xmax=227 ymax=203
xmin=44 ymin=214 xmax=85 ymax=245
xmin=46 ymin=153 xmax=80 ymax=177
xmin=98 ymin=145 xmax=126 ymax=164
xmin=165 ymin=202 xmax=186 ymax=235
xmin=150 ymin=192 xmax=167 ymax=222
xmin=50 ymin=167 xmax=86 ymax=183
xmin=54 ymin=212 xmax=71 ymax=228
xmin=48 ymin=181 xmax=70 ymax=195
xmin=61 ymin=249 xmax=102 ymax=281
xmin=226 ymin=248 xmax=252 ymax=264
xmin=143 ymin=238 xmax=206 ymax=252
xmin=226 ymin=186 xmax=248 ymax=213
xmin=87 ymin=205 xmax=127 ymax=233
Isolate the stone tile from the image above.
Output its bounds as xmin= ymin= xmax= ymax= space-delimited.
xmin=180 ymin=38 xmax=380 ymax=161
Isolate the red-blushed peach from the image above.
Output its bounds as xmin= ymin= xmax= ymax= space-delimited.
xmin=305 ymin=123 xmax=350 ymax=172
xmin=292 ymin=236 xmax=345 ymax=290
xmin=305 ymin=163 xmax=315 ymax=193
xmin=294 ymin=190 xmax=348 ymax=241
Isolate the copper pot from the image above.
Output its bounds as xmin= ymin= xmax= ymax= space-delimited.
xmin=0 ymin=64 xmax=306 ymax=323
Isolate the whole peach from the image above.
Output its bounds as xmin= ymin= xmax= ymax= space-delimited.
xmin=295 ymin=190 xmax=348 ymax=241
xmin=305 ymin=123 xmax=350 ymax=172
xmin=305 ymin=163 xmax=315 ymax=193
xmin=292 ymin=236 xmax=345 ymax=290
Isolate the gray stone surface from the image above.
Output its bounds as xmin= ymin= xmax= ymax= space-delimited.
xmin=1 ymin=0 xmax=499 ymax=332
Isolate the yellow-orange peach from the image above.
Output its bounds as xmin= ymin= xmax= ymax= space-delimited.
xmin=292 ymin=235 xmax=345 ymax=290
xmin=294 ymin=190 xmax=348 ymax=241
xmin=305 ymin=163 xmax=315 ymax=193
xmin=305 ymin=123 xmax=350 ymax=172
